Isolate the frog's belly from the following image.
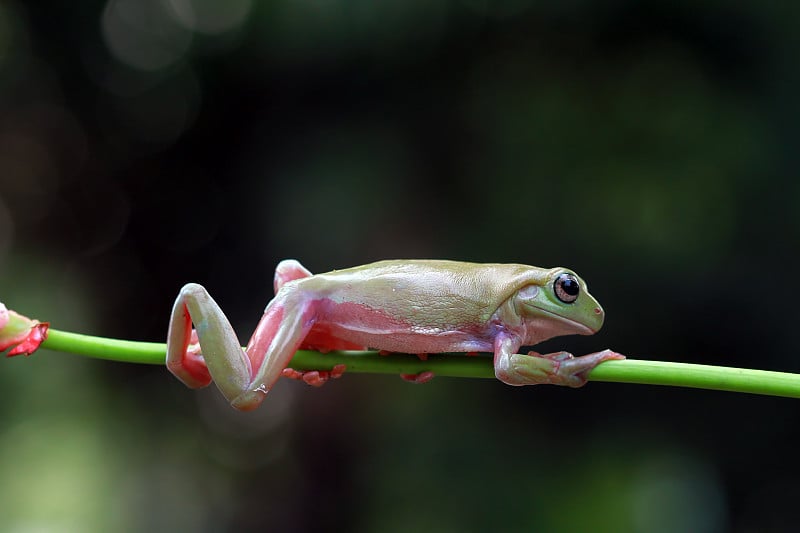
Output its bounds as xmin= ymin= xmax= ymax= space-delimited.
xmin=313 ymin=323 xmax=494 ymax=354
xmin=310 ymin=300 xmax=495 ymax=354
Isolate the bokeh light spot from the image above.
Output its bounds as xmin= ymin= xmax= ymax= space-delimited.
xmin=101 ymin=0 xmax=192 ymax=71
xmin=168 ymin=0 xmax=252 ymax=35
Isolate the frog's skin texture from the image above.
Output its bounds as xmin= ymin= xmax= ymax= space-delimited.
xmin=167 ymin=260 xmax=623 ymax=411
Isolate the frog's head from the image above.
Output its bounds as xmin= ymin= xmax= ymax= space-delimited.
xmin=513 ymin=268 xmax=605 ymax=344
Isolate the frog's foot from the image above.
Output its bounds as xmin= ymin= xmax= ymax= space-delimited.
xmin=498 ymin=349 xmax=624 ymax=388
xmin=400 ymin=371 xmax=435 ymax=384
xmin=282 ymin=364 xmax=346 ymax=387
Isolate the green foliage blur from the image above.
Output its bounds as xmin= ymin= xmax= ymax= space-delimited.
xmin=1 ymin=1 xmax=799 ymax=531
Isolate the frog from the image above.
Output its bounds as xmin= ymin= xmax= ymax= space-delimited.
xmin=167 ymin=259 xmax=623 ymax=410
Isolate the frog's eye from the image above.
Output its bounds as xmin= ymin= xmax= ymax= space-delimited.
xmin=554 ymin=273 xmax=580 ymax=304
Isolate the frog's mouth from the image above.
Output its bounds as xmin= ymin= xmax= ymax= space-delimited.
xmin=533 ymin=307 xmax=598 ymax=335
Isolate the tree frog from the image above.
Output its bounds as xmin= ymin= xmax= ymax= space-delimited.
xmin=167 ymin=260 xmax=623 ymax=410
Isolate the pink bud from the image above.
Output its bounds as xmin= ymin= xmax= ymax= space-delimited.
xmin=0 ymin=303 xmax=49 ymax=357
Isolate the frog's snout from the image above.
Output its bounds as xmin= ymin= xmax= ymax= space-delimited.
xmin=587 ymin=306 xmax=605 ymax=333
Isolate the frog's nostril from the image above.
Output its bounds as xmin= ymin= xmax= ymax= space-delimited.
xmin=594 ymin=307 xmax=602 ymax=315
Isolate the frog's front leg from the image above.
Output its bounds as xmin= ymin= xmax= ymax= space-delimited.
xmin=167 ymin=283 xmax=314 ymax=410
xmin=493 ymin=334 xmax=624 ymax=388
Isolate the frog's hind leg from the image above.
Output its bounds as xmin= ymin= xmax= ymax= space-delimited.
xmin=274 ymin=259 xmax=313 ymax=293
xmin=283 ymin=323 xmax=364 ymax=385
xmin=167 ymin=283 xmax=315 ymax=410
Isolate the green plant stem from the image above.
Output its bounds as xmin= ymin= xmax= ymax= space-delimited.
xmin=40 ymin=328 xmax=800 ymax=398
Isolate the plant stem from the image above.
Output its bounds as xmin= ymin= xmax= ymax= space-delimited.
xmin=39 ymin=329 xmax=800 ymax=398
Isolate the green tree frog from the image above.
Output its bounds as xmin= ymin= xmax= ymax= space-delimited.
xmin=167 ymin=260 xmax=623 ymax=410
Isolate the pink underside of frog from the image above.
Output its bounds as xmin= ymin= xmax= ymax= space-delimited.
xmin=244 ymin=258 xmax=508 ymax=387
xmin=193 ymin=297 xmax=449 ymax=388
xmin=294 ymin=299 xmax=498 ymax=385
xmin=308 ymin=300 xmax=491 ymax=351
xmin=261 ymin=258 xmax=502 ymax=386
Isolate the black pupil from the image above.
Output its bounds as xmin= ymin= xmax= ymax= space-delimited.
xmin=561 ymin=276 xmax=579 ymax=296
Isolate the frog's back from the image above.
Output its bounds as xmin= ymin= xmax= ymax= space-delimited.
xmin=302 ymin=259 xmax=548 ymax=327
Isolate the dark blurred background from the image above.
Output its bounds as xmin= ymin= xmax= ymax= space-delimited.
xmin=1 ymin=0 xmax=799 ymax=531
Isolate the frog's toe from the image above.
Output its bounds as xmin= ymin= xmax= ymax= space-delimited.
xmin=281 ymin=365 xmax=347 ymax=387
xmin=302 ymin=371 xmax=327 ymax=387
xmin=400 ymin=371 xmax=435 ymax=384
xmin=282 ymin=367 xmax=304 ymax=380
xmin=330 ymin=364 xmax=346 ymax=379
xmin=281 ymin=367 xmax=326 ymax=386
xmin=508 ymin=352 xmax=560 ymax=384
